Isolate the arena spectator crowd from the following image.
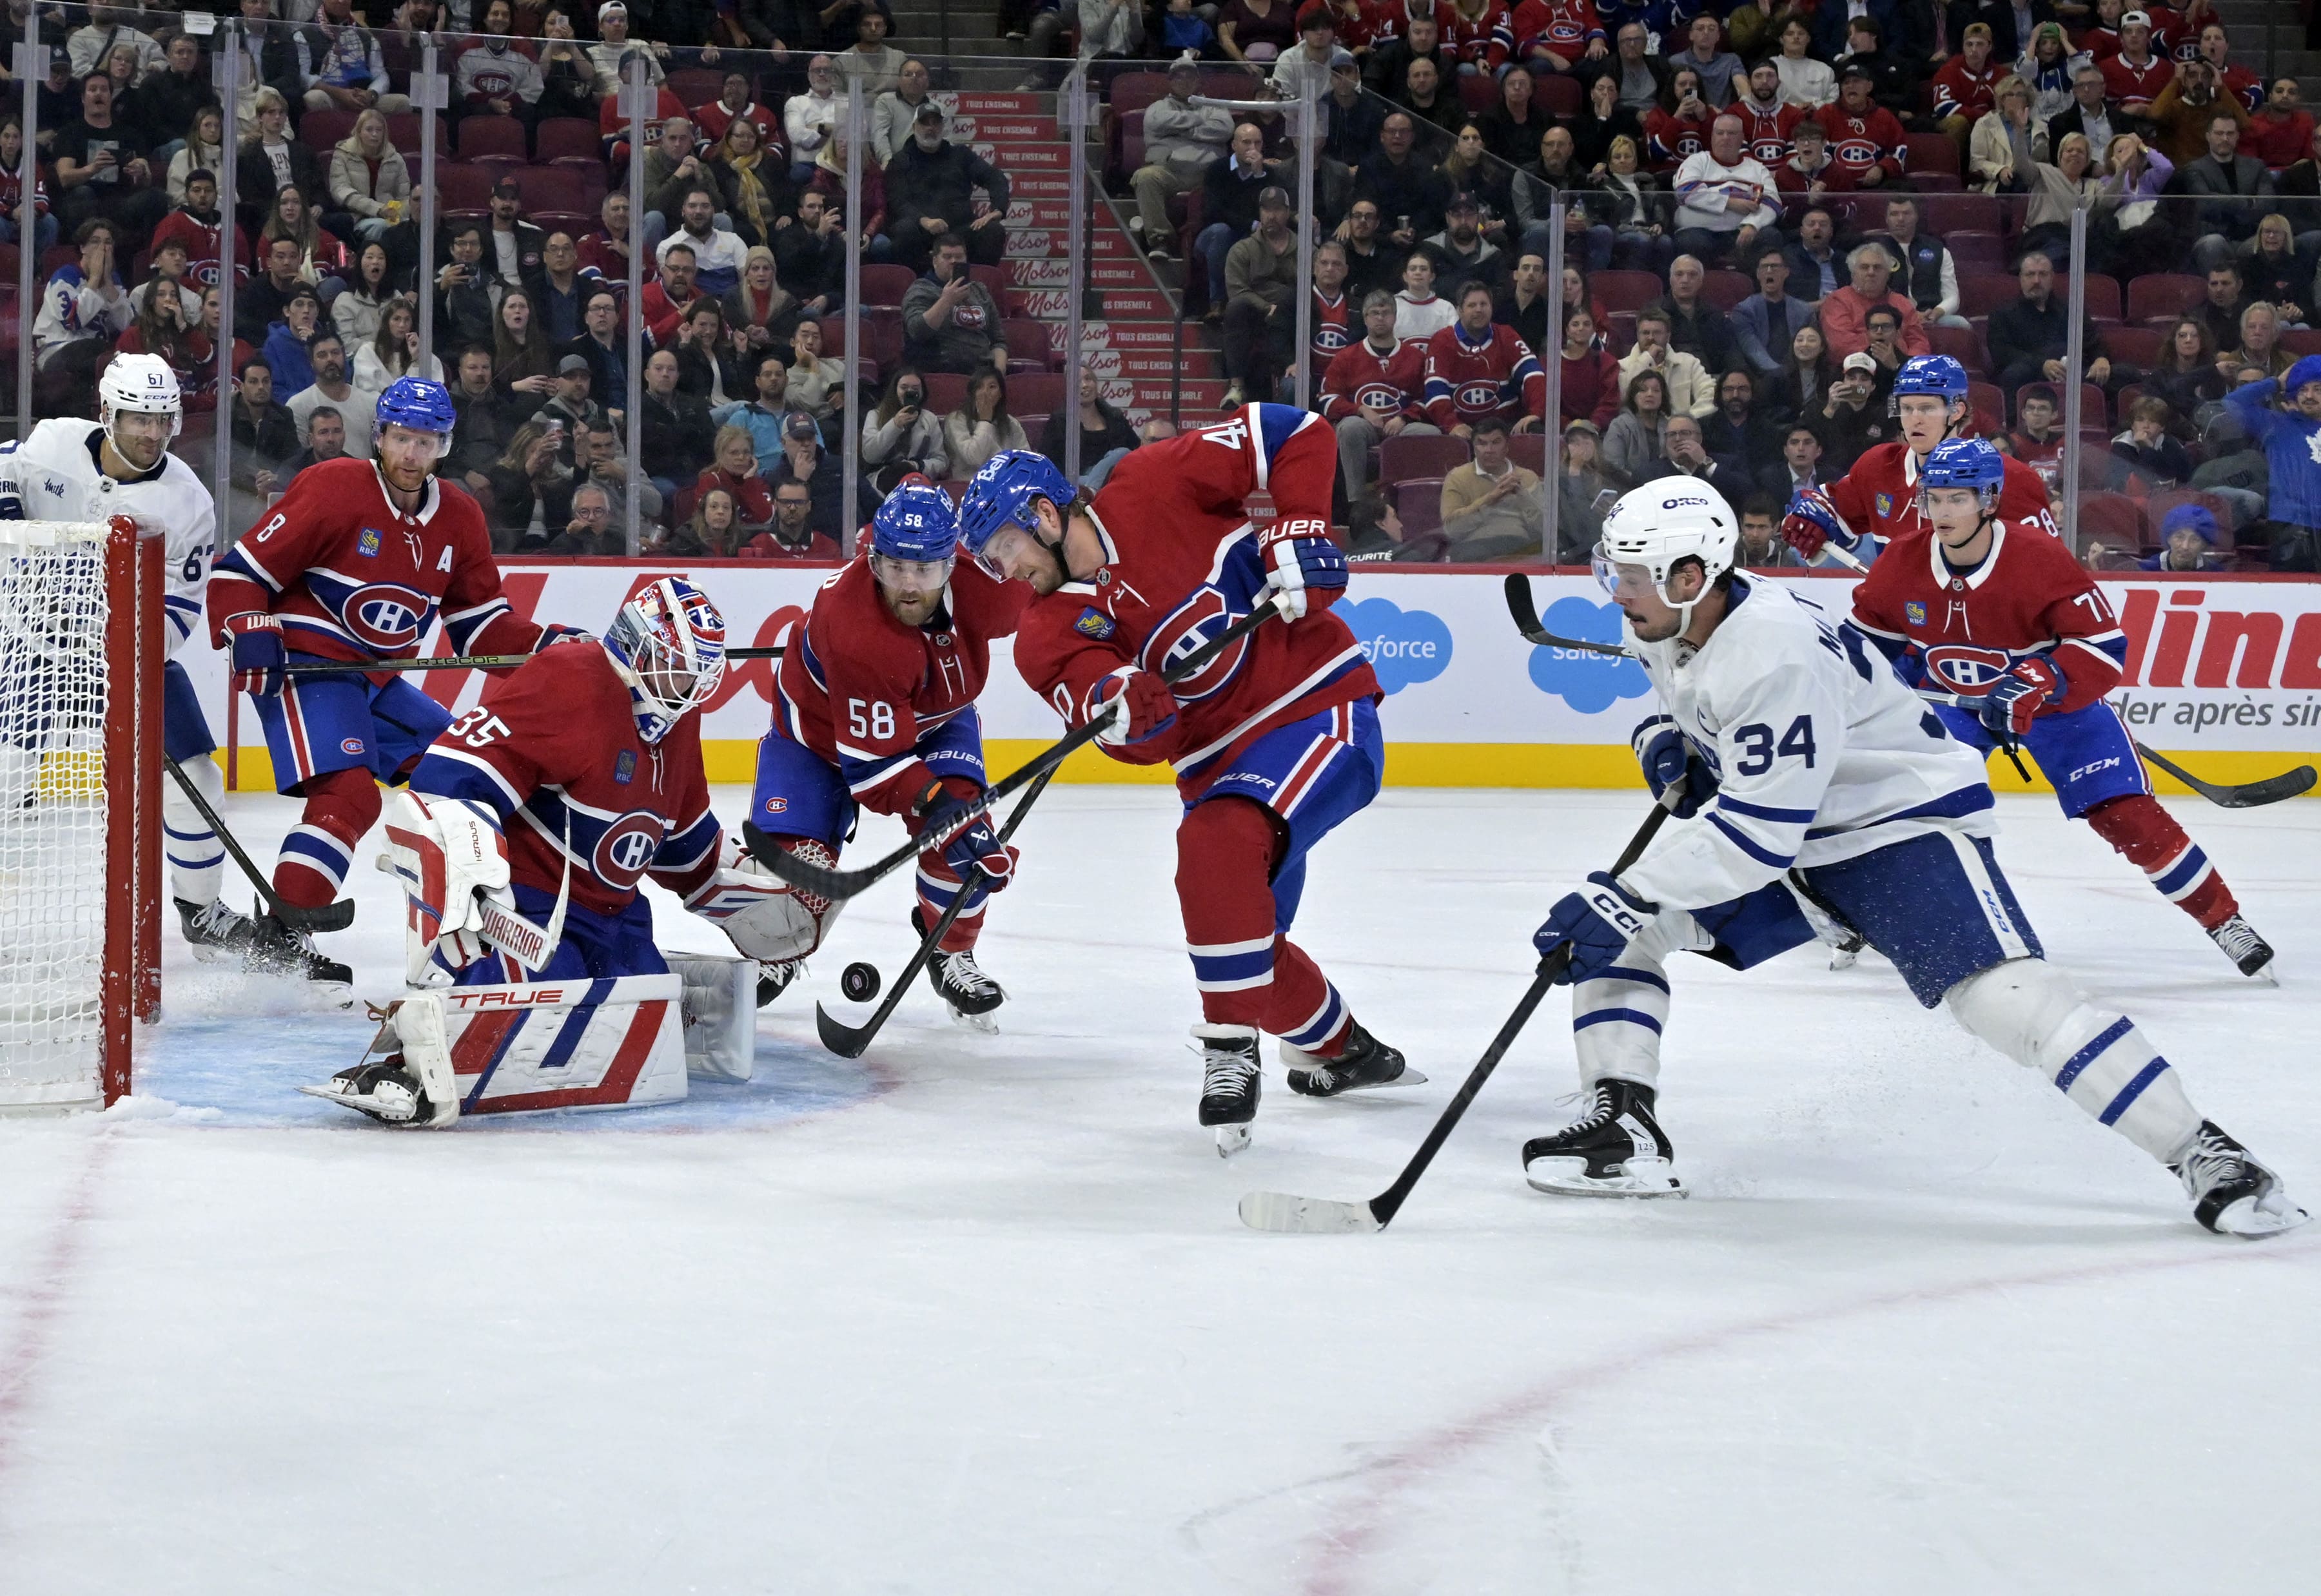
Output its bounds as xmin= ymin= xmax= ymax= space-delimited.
xmin=5 ymin=0 xmax=2318 ymax=569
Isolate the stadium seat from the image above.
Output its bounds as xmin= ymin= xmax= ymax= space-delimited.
xmin=2124 ymin=273 xmax=2205 ymax=324
xmin=859 ymin=263 xmax=916 ymax=307
xmin=1966 ymin=379 xmax=2004 ymax=428
xmin=457 ymin=115 xmax=529 ymax=162
xmin=2281 ymin=329 xmax=2321 ymax=356
xmin=1946 ymin=230 xmax=2003 ymax=273
xmin=1378 ymin=432 xmax=1472 ymax=488
xmin=968 ymin=264 xmax=1007 ymax=297
xmin=923 ymin=373 xmax=970 ymax=414
xmin=386 ymin=112 xmax=428 ymax=157
xmin=667 ymin=68 xmax=726 ymax=110
xmin=857 ymin=309 xmax=903 ymax=376
xmin=535 ymin=117 xmax=602 ymax=168
xmin=1536 ymin=75 xmax=1582 ymax=117
xmin=2146 ymin=487 xmax=2235 ymax=540
xmin=1108 ymin=72 xmax=1171 ymax=118
xmin=1395 ymin=476 xmax=1447 ymax=540
xmin=1921 ymin=193 xmax=2000 ymax=236
xmin=511 ymin=165 xmax=591 ymax=216
xmin=2079 ymin=491 xmax=2150 ymax=550
xmin=2104 ymin=326 xmax=2164 ymax=366
xmin=1002 ymin=318 xmax=1055 ymax=367
xmin=1505 ymin=433 xmax=1547 ymax=476
xmin=1959 ymin=273 xmax=2019 ymax=318
xmin=1911 ymin=173 xmax=1963 ymax=193
xmin=2082 ymin=274 xmax=2122 ymax=321
xmin=1010 ymin=372 xmax=1067 ymax=413
xmin=1457 ymin=75 xmax=1498 ymax=116
xmin=433 ymin=164 xmax=496 ymax=216
xmin=1905 ymin=132 xmax=1959 ymax=177
xmin=1699 ymin=269 xmax=1750 ymax=312
xmin=1927 ymin=322 xmax=1986 ymax=373
xmin=1593 ymin=270 xmax=1663 ymax=313
xmin=301 ymin=108 xmax=356 ymax=150
xmin=1603 ymin=311 xmax=1636 ymax=355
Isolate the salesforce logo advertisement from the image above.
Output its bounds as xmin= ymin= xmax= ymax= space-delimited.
xmin=1335 ymin=596 xmax=1451 ymax=694
xmin=1525 ymin=596 xmax=1650 ymax=714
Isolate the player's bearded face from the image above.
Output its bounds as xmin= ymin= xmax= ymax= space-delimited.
xmin=979 ymin=511 xmax=1070 ymax=596
xmin=377 ymin=424 xmax=446 ymax=490
xmin=1596 ymin=553 xmax=1685 ymax=641
xmin=110 ymin=410 xmax=171 ymax=471
xmin=872 ymin=553 xmax=952 ymax=625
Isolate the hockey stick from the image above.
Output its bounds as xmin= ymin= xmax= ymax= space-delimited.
xmin=285 ymin=645 xmax=785 ymax=676
xmin=1239 ymin=786 xmax=1683 ymax=1235
xmin=161 ymin=753 xmax=356 ymax=933
xmin=1914 ymin=688 xmax=2317 ymax=808
xmin=1503 ymin=572 xmax=1637 ymax=658
xmin=812 ymin=763 xmax=1062 ymax=1058
xmin=745 ymin=592 xmax=1291 ymax=902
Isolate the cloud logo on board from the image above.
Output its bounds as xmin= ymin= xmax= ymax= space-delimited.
xmin=1334 ymin=596 xmax=1452 ymax=695
xmin=1525 ymin=598 xmax=1650 ymax=714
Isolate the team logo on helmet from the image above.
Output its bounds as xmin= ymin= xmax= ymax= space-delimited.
xmin=341 ymin=583 xmax=431 ymax=650
xmin=592 ymin=812 xmax=666 ymax=890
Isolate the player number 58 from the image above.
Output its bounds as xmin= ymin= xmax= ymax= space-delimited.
xmin=847 ymin=698 xmax=895 ymax=742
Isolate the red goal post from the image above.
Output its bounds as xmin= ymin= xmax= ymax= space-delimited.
xmin=0 ymin=517 xmax=161 ymax=1111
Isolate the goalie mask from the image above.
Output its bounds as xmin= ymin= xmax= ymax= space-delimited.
xmin=604 ymin=576 xmax=727 ymax=744
xmin=1592 ymin=482 xmax=1739 ymax=627
xmin=99 ymin=352 xmax=184 ymax=454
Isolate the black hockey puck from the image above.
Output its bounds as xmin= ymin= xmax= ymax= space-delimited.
xmin=841 ymin=961 xmax=881 ymax=1004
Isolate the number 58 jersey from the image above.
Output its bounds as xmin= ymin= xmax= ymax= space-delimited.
xmin=1617 ymin=575 xmax=1995 ymax=915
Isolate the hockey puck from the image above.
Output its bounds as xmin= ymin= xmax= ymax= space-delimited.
xmin=841 ymin=961 xmax=881 ymax=1003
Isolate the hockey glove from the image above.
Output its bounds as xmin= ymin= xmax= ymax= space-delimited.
xmin=1780 ymin=488 xmax=1861 ymax=563
xmin=533 ymin=623 xmax=593 ymax=652
xmin=916 ymin=784 xmax=1018 ymax=891
xmin=224 ymin=612 xmax=288 ymax=698
xmin=1257 ymin=516 xmax=1347 ymax=620
xmin=1084 ymin=667 xmax=1178 ymax=746
xmin=1979 ymin=656 xmax=2066 ymax=741
xmin=1534 ymin=872 xmax=1658 ymax=986
xmin=1631 ymin=715 xmax=1717 ymax=819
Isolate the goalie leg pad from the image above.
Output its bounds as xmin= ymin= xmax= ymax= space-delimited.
xmin=667 ymin=953 xmax=758 ymax=1082
xmin=410 ymin=974 xmax=689 ymax=1116
xmin=1945 ymin=957 xmax=2203 ymax=1162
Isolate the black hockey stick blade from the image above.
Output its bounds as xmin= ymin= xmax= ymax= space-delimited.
xmin=1240 ymin=790 xmax=1680 ymax=1235
xmin=748 ymin=596 xmax=1288 ymax=900
xmin=161 ymin=754 xmax=357 ymax=933
xmin=1502 ymin=573 xmax=1635 ymax=658
xmin=814 ymin=765 xmax=1061 ymax=1058
xmin=2131 ymin=742 xmax=2316 ymax=809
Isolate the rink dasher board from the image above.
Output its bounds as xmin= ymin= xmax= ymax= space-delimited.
xmin=179 ymin=567 xmax=2321 ymax=795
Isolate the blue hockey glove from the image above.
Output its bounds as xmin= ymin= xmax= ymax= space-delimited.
xmin=1534 ymin=872 xmax=1658 ymax=985
xmin=224 ymin=612 xmax=288 ymax=699
xmin=1631 ymin=715 xmax=1717 ymax=819
xmin=1257 ymin=516 xmax=1347 ymax=619
xmin=1781 ymin=487 xmax=1860 ymax=562
xmin=1979 ymin=657 xmax=2065 ymax=741
xmin=915 ymin=783 xmax=1017 ymax=891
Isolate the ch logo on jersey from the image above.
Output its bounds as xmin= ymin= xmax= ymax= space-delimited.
xmin=1353 ymin=380 xmax=1404 ymax=411
xmin=342 ymin=582 xmax=431 ymax=651
xmin=1456 ymin=381 xmax=1502 ymax=412
xmin=592 ymin=812 xmax=665 ymax=890
xmin=1923 ymin=644 xmax=2015 ymax=694
xmin=1315 ymin=323 xmax=1353 ymax=353
xmin=1831 ymin=132 xmax=1884 ymax=168
xmin=1144 ymin=586 xmax=1249 ymax=703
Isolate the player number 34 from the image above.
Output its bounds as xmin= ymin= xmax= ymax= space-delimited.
xmin=1731 ymin=714 xmax=1817 ymax=775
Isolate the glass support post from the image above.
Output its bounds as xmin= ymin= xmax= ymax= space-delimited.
xmin=1542 ymin=207 xmax=1566 ymax=563
xmin=623 ymin=56 xmax=651 ymax=557
xmin=841 ymin=77 xmax=864 ymax=550
xmin=2062 ymin=205 xmax=2088 ymax=558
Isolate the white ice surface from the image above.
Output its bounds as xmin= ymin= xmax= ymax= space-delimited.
xmin=2 ymin=786 xmax=2318 ymax=1595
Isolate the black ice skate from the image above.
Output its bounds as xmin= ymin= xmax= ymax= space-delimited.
xmin=1522 ymin=1079 xmax=1684 ymax=1198
xmin=1195 ymin=1024 xmax=1262 ymax=1157
xmin=2172 ymin=1121 xmax=2307 ymax=1236
xmin=248 ymin=912 xmax=354 ymax=995
xmin=2206 ymin=915 xmax=2276 ymax=981
xmin=296 ymin=1058 xmax=447 ymax=1126
xmin=177 ymin=897 xmax=263 ymax=965
xmin=911 ymin=908 xmax=1005 ymax=1031
xmin=1282 ymin=1021 xmax=1427 ymax=1097
xmin=756 ymin=959 xmax=801 ymax=1008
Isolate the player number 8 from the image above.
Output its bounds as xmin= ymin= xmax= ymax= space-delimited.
xmin=847 ymin=697 xmax=895 ymax=742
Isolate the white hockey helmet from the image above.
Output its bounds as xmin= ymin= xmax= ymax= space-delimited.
xmin=1592 ymin=481 xmax=1741 ymax=624
xmin=99 ymin=353 xmax=184 ymax=443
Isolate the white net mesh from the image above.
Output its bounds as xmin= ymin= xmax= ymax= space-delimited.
xmin=0 ymin=523 xmax=115 ymax=1109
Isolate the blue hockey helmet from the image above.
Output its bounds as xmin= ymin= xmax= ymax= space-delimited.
xmin=376 ymin=375 xmax=458 ymax=438
xmin=957 ymin=448 xmax=1074 ymax=575
xmin=870 ymin=480 xmax=960 ymax=565
xmin=1888 ymin=354 xmax=1970 ymax=418
xmin=1917 ymin=436 xmax=2006 ymax=513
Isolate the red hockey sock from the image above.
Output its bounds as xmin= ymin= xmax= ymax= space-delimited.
xmin=914 ymin=850 xmax=986 ymax=954
xmin=2084 ymin=795 xmax=2238 ymax=928
xmin=1262 ymin=935 xmax=1351 ymax=1057
xmin=273 ymin=768 xmax=380 ymax=910
xmin=1175 ymin=797 xmax=1352 ymax=1050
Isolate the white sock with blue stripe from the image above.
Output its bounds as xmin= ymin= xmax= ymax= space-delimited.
xmin=1946 ymin=957 xmax=2202 ymax=1163
xmin=1569 ymin=911 xmax=1712 ymax=1093
xmin=162 ymin=753 xmax=226 ymax=905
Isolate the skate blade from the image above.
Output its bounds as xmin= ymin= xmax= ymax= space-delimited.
xmin=295 ymin=1082 xmax=416 ymax=1125
xmin=1214 ymin=1123 xmax=1251 ymax=1158
xmin=1237 ymin=1190 xmax=1380 ymax=1233
xmin=2212 ymin=1191 xmax=2309 ymax=1238
xmin=1828 ymin=948 xmax=1859 ymax=971
xmin=2244 ymin=960 xmax=2280 ymax=986
xmin=946 ymin=1004 xmax=1000 ymax=1034
xmin=1286 ymin=1065 xmax=1429 ymax=1098
xmin=1523 ymin=1155 xmax=1686 ymax=1199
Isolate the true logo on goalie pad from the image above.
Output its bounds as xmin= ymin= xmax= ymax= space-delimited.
xmin=435 ymin=975 xmax=687 ymax=1114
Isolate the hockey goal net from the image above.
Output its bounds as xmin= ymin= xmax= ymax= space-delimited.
xmin=0 ymin=518 xmax=162 ymax=1111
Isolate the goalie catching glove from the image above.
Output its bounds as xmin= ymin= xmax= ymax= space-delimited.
xmin=687 ymin=832 xmax=848 ymax=962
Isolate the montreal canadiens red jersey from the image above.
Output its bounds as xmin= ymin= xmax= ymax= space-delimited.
xmin=1422 ymin=322 xmax=1546 ymax=429
xmin=1309 ymin=288 xmax=1356 ymax=372
xmin=206 ymin=459 xmax=542 ymax=666
xmin=1732 ymin=96 xmax=1804 ymax=165
xmin=410 ymin=642 xmax=722 ymax=915
xmin=1812 ymin=102 xmax=1906 ymax=186
xmin=1849 ymin=520 xmax=2128 ymax=715
xmin=1440 ymin=0 xmax=1513 ymax=69
xmin=774 ymin=555 xmax=1029 ymax=815
xmin=1828 ymin=440 xmax=2055 ymax=550
xmin=1012 ymin=404 xmax=1382 ymax=798
xmin=1511 ymin=0 xmax=1605 ymax=59
xmin=1645 ymin=107 xmax=1711 ymax=169
xmin=1320 ymin=336 xmax=1431 ymax=421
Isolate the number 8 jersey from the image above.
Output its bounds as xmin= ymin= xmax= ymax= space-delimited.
xmin=1616 ymin=574 xmax=1994 ymax=913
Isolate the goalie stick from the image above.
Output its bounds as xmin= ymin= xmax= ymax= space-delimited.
xmin=161 ymin=752 xmax=356 ymax=933
xmin=285 ymin=645 xmax=785 ymax=676
xmin=813 ymin=764 xmax=1061 ymax=1058
xmin=1239 ymin=786 xmax=1681 ymax=1235
xmin=745 ymin=592 xmax=1293 ymax=902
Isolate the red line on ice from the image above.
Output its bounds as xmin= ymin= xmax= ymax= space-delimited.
xmin=0 ymin=1136 xmax=117 ymax=1492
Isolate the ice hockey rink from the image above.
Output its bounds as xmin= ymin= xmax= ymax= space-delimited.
xmin=3 ymin=784 xmax=2317 ymax=1594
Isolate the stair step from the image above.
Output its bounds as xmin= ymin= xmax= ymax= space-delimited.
xmin=973 ymin=142 xmax=1070 ymax=170
xmin=950 ymin=92 xmax=1049 ymax=115
xmin=1006 ymin=286 xmax=1179 ymax=320
xmin=950 ymin=114 xmax=1059 ymax=141
xmin=1030 ymin=319 xmax=1217 ymax=358
xmin=1009 ymin=173 xmax=1073 ymax=200
xmin=1086 ymin=346 xmax=1220 ymax=379
xmin=999 ymin=228 xmax=1132 ymax=258
xmin=1093 ymin=378 xmax=1231 ymax=409
xmin=1003 ymin=257 xmax=1153 ymax=288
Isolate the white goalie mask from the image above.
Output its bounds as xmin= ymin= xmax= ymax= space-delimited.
xmin=99 ymin=352 xmax=185 ymax=446
xmin=1592 ymin=482 xmax=1740 ymax=627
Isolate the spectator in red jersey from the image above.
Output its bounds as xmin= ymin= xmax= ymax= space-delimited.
xmin=754 ymin=478 xmax=843 ymax=561
xmin=695 ymin=423 xmax=777 ymax=530
xmin=2245 ymin=78 xmax=2314 ymax=170
xmin=1320 ymin=287 xmax=1438 ymax=496
xmin=2193 ymin=22 xmax=2260 ymax=114
xmin=2101 ymin=11 xmax=2171 ymax=115
xmin=1441 ymin=0 xmax=1515 ymax=77
xmin=1644 ymin=65 xmax=1714 ymax=171
xmin=1932 ymin=23 xmax=2001 ymax=144
xmin=0 ymin=115 xmax=56 ymax=253
xmin=1772 ymin=119 xmax=1856 ymax=218
xmin=1556 ymin=303 xmax=1622 ymax=430
xmin=1815 ymin=64 xmax=1907 ymax=190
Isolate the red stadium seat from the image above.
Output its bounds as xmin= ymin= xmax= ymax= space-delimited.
xmin=1505 ymin=433 xmax=1547 ymax=476
xmin=1009 ymin=371 xmax=1066 ymax=413
xmin=457 ymin=114 xmax=529 ymax=162
xmin=2079 ymin=491 xmax=2151 ymax=551
xmin=2105 ymin=326 xmax=2164 ymax=366
xmin=2280 ymin=329 xmax=2321 ymax=356
xmin=2124 ymin=273 xmax=2204 ymax=324
xmin=1921 ymin=193 xmax=1999 ymax=236
xmin=667 ymin=69 xmax=726 ymax=111
xmin=968 ymin=264 xmax=1007 ymax=297
xmin=1966 ymin=379 xmax=2004 ymax=428
xmin=1002 ymin=318 xmax=1055 ymax=367
xmin=386 ymin=112 xmax=428 ymax=157
xmin=859 ymin=263 xmax=917 ymax=307
xmin=1378 ymin=432 xmax=1473 ymax=487
xmin=2146 ymin=487 xmax=2235 ymax=540
xmin=535 ymin=117 xmax=602 ymax=168
xmin=301 ymin=108 xmax=356 ymax=150
xmin=1395 ymin=476 xmax=1447 ymax=540
xmin=506 ymin=166 xmax=589 ymax=216
xmin=1904 ymin=132 xmax=1959 ymax=177
xmin=1945 ymin=230 xmax=2003 ymax=272
xmin=1592 ymin=270 xmax=1663 ymax=313
xmin=1457 ymin=75 xmax=1498 ymax=116
xmin=923 ymin=373 xmax=970 ymax=413
xmin=1108 ymin=72 xmax=1171 ymax=118
xmin=432 ymin=164 xmax=496 ymax=216
xmin=2082 ymin=274 xmax=2122 ymax=320
xmin=1959 ymin=273 xmax=2019 ymax=318
xmin=1928 ymin=322 xmax=1986 ymax=374
xmin=1536 ymin=75 xmax=1581 ymax=117
xmin=1699 ymin=269 xmax=1750 ymax=311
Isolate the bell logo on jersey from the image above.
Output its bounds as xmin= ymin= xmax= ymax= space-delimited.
xmin=1144 ymin=585 xmax=1249 ymax=703
xmin=592 ymin=812 xmax=665 ymax=890
xmin=344 ymin=583 xmax=431 ymax=651
xmin=1923 ymin=643 xmax=2014 ymax=693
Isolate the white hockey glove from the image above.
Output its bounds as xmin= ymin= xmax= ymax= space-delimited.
xmin=380 ymin=790 xmax=513 ymax=984
xmin=685 ymin=833 xmax=847 ymax=963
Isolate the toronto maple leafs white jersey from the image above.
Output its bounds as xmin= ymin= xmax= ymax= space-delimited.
xmin=0 ymin=419 xmax=217 ymax=657
xmin=1618 ymin=574 xmax=1996 ymax=913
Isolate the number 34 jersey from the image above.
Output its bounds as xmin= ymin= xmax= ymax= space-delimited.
xmin=1617 ymin=575 xmax=1993 ymax=915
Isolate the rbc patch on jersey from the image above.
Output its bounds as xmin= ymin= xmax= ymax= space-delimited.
xmin=614 ymin=750 xmax=636 ymax=784
xmin=1875 ymin=492 xmax=1893 ymax=518
xmin=1073 ymin=606 xmax=1115 ymax=640
xmin=357 ymin=526 xmax=382 ymax=558
xmin=1905 ymin=599 xmax=1927 ymax=626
